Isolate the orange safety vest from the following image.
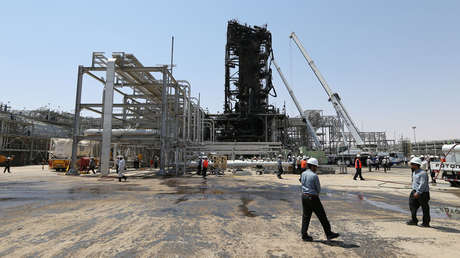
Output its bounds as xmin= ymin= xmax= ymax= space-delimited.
xmin=355 ymin=159 xmax=362 ymax=169
xmin=203 ymin=160 xmax=209 ymax=168
xmin=301 ymin=160 xmax=307 ymax=169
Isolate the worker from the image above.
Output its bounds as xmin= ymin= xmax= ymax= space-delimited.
xmin=291 ymin=156 xmax=297 ymax=173
xmin=3 ymin=157 xmax=11 ymax=173
xmin=382 ymin=156 xmax=388 ymax=173
xmin=387 ymin=156 xmax=391 ymax=171
xmin=277 ymin=154 xmax=283 ymax=179
xmin=202 ymin=156 xmax=209 ymax=179
xmin=427 ymin=156 xmax=436 ymax=183
xmin=406 ymin=157 xmax=430 ymax=227
xmin=367 ymin=156 xmax=372 ymax=172
xmin=300 ymin=157 xmax=340 ymax=241
xmin=118 ymin=157 xmax=127 ymax=182
xmin=296 ymin=156 xmax=302 ymax=173
xmin=353 ymin=154 xmax=364 ymax=180
xmin=197 ymin=156 xmax=202 ymax=175
xmin=375 ymin=156 xmax=380 ymax=171
xmin=301 ymin=156 xmax=307 ymax=172
xmin=87 ymin=157 xmax=96 ymax=174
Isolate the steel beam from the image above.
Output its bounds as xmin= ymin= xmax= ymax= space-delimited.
xmin=100 ymin=59 xmax=116 ymax=175
xmin=67 ymin=65 xmax=84 ymax=175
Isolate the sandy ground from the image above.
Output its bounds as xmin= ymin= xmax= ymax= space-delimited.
xmin=0 ymin=165 xmax=459 ymax=257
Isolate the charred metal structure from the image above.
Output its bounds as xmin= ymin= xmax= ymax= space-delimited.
xmin=214 ymin=20 xmax=287 ymax=142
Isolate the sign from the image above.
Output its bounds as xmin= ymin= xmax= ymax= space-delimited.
xmin=430 ymin=162 xmax=460 ymax=172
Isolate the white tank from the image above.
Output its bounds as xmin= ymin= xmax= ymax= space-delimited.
xmin=442 ymin=144 xmax=460 ymax=163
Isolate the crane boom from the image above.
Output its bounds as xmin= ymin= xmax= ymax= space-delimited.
xmin=271 ymin=58 xmax=322 ymax=149
xmin=289 ymin=32 xmax=365 ymax=146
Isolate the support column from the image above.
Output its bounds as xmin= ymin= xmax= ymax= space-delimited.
xmin=100 ymin=59 xmax=116 ymax=175
xmin=67 ymin=65 xmax=84 ymax=175
xmin=160 ymin=66 xmax=168 ymax=175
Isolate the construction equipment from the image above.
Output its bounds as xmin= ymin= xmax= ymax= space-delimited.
xmin=430 ymin=144 xmax=460 ymax=187
xmin=290 ymin=32 xmax=365 ymax=147
xmin=271 ymin=58 xmax=322 ymax=149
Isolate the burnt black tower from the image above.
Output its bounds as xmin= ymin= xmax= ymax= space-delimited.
xmin=213 ymin=20 xmax=287 ymax=142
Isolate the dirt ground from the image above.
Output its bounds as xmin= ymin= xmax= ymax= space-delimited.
xmin=0 ymin=165 xmax=459 ymax=257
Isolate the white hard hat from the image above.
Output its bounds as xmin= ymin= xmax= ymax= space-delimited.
xmin=356 ymin=154 xmax=361 ymax=157
xmin=410 ymin=157 xmax=422 ymax=166
xmin=203 ymin=156 xmax=208 ymax=159
xmin=419 ymin=155 xmax=424 ymax=158
xmin=278 ymin=154 xmax=282 ymax=158
xmin=303 ymin=156 xmax=307 ymax=160
xmin=307 ymin=157 xmax=319 ymax=166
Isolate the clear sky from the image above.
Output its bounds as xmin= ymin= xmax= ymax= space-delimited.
xmin=1 ymin=0 xmax=459 ymax=141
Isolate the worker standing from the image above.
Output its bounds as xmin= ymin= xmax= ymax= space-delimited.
xmin=291 ymin=156 xmax=297 ymax=173
xmin=118 ymin=157 xmax=127 ymax=182
xmin=367 ymin=156 xmax=372 ymax=172
xmin=300 ymin=158 xmax=340 ymax=241
xmin=382 ymin=157 xmax=388 ymax=173
xmin=296 ymin=156 xmax=302 ymax=173
xmin=301 ymin=156 xmax=307 ymax=172
xmin=277 ymin=154 xmax=283 ymax=179
xmin=197 ymin=156 xmax=202 ymax=175
xmin=353 ymin=154 xmax=364 ymax=180
xmin=3 ymin=157 xmax=11 ymax=173
xmin=406 ymin=157 xmax=430 ymax=227
xmin=428 ymin=156 xmax=436 ymax=184
xmin=202 ymin=156 xmax=209 ymax=179
xmin=375 ymin=157 xmax=380 ymax=171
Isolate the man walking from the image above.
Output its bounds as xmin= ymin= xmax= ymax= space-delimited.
xmin=300 ymin=158 xmax=340 ymax=241
xmin=407 ymin=157 xmax=430 ymax=227
xmin=3 ymin=157 xmax=11 ymax=173
xmin=87 ymin=157 xmax=96 ymax=174
xmin=353 ymin=154 xmax=364 ymax=180
xmin=277 ymin=154 xmax=283 ymax=179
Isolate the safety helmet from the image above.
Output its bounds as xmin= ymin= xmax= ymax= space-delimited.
xmin=278 ymin=154 xmax=282 ymax=158
xmin=356 ymin=154 xmax=361 ymax=157
xmin=203 ymin=156 xmax=208 ymax=159
xmin=307 ymin=157 xmax=319 ymax=166
xmin=303 ymin=156 xmax=307 ymax=160
xmin=410 ymin=157 xmax=422 ymax=166
xmin=419 ymin=155 xmax=424 ymax=158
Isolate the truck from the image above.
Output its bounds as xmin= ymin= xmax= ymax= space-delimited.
xmin=430 ymin=144 xmax=460 ymax=187
xmin=48 ymin=138 xmax=97 ymax=171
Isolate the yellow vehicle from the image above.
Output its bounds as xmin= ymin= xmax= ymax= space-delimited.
xmin=48 ymin=138 xmax=97 ymax=172
xmin=49 ymin=159 xmax=70 ymax=172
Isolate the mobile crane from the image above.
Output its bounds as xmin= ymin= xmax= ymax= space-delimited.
xmin=271 ymin=57 xmax=322 ymax=150
xmin=290 ymin=32 xmax=365 ymax=147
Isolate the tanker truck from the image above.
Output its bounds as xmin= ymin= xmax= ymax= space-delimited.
xmin=430 ymin=144 xmax=460 ymax=187
xmin=48 ymin=138 xmax=97 ymax=171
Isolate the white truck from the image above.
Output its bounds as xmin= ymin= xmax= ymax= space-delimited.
xmin=430 ymin=144 xmax=460 ymax=187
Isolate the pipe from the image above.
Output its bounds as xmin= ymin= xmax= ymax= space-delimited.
xmin=84 ymin=129 xmax=160 ymax=137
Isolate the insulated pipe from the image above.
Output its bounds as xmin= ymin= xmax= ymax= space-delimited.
xmin=83 ymin=129 xmax=160 ymax=136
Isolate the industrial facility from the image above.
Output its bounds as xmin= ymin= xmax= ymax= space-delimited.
xmin=1 ymin=20 xmax=459 ymax=172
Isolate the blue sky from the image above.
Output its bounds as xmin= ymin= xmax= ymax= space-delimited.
xmin=0 ymin=0 xmax=459 ymax=141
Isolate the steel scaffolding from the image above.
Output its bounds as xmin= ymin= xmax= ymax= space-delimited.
xmin=68 ymin=52 xmax=205 ymax=175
